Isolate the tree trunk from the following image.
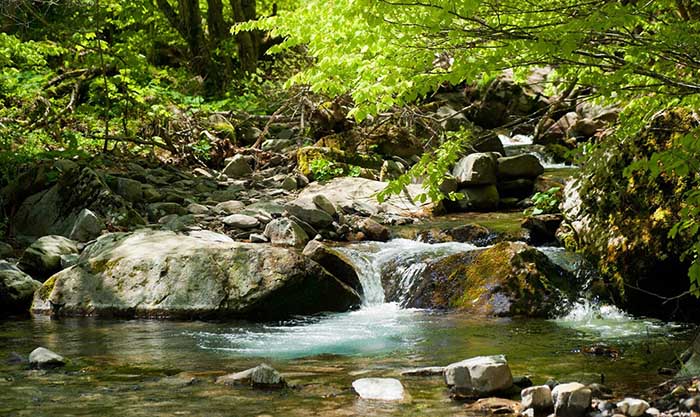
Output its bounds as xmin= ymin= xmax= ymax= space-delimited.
xmin=155 ymin=0 xmax=213 ymax=90
xmin=230 ymin=0 xmax=258 ymax=74
xmin=207 ymin=0 xmax=233 ymax=88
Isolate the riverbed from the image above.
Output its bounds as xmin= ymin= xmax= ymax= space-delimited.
xmin=0 ymin=297 xmax=691 ymax=416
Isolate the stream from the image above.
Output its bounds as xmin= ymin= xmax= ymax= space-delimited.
xmin=0 ymin=237 xmax=693 ymax=417
xmin=0 ymin=137 xmax=692 ymax=416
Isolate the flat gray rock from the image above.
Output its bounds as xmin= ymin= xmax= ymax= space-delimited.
xmin=222 ymin=214 xmax=260 ymax=229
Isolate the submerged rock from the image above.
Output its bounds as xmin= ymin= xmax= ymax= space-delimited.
xmin=28 ymin=347 xmax=65 ymax=370
xmin=444 ymin=223 xmax=492 ymax=244
xmin=0 ymin=261 xmax=42 ymax=313
xmin=31 ymin=230 xmax=360 ymax=319
xmin=18 ymin=235 xmax=78 ymax=281
xmin=216 ymin=364 xmax=286 ymax=389
xmin=352 ymin=378 xmax=405 ymax=401
xmin=444 ymin=355 xmax=513 ymax=397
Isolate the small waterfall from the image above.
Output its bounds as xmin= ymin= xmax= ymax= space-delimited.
xmin=336 ymin=239 xmax=480 ymax=307
xmin=498 ymin=133 xmax=577 ymax=170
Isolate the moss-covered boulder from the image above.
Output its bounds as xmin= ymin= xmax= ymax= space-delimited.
xmin=315 ymin=125 xmax=422 ymax=159
xmin=567 ymin=109 xmax=700 ymax=321
xmin=383 ymin=242 xmax=575 ymax=317
xmin=31 ymin=230 xmax=361 ymax=319
xmin=297 ymin=146 xmax=383 ymax=178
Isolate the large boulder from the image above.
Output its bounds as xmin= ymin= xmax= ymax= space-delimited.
xmin=222 ymin=214 xmax=259 ymax=229
xmin=296 ymin=146 xmax=383 ymax=177
xmin=298 ymin=177 xmax=434 ymax=218
xmin=522 ymin=214 xmax=563 ymax=245
xmin=455 ymin=185 xmax=500 ymax=212
xmin=314 ymin=126 xmax=422 ymax=159
xmin=18 ymin=235 xmax=79 ymax=281
xmin=616 ymin=398 xmax=649 ymax=417
xmin=383 ymin=241 xmax=576 ymax=317
xmin=68 ymin=208 xmax=105 ymax=242
xmin=522 ymin=385 xmax=554 ymax=412
xmin=11 ymin=167 xmax=145 ymax=240
xmin=497 ymin=154 xmax=545 ymax=179
xmin=284 ymin=198 xmax=334 ymax=229
xmin=222 ymin=154 xmax=253 ymax=178
xmin=444 ymin=355 xmax=513 ymax=397
xmin=30 ymin=230 xmax=361 ymax=319
xmin=452 ymin=153 xmax=498 ymax=186
xmin=0 ymin=261 xmax=42 ymax=314
xmin=679 ymin=333 xmax=700 ymax=377
xmin=0 ymin=242 xmax=13 ymax=259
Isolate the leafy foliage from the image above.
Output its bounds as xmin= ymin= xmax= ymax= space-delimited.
xmin=526 ymin=187 xmax=562 ymax=216
xmin=378 ymin=129 xmax=469 ymax=204
xmin=257 ymin=0 xmax=700 ymax=296
xmin=0 ymin=0 xmax=297 ymax=182
xmin=256 ymin=0 xmax=700 ymax=121
xmin=309 ymin=158 xmax=360 ymax=181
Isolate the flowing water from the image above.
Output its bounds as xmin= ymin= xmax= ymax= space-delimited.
xmin=498 ymin=133 xmax=578 ymax=170
xmin=0 ymin=239 xmax=693 ymax=417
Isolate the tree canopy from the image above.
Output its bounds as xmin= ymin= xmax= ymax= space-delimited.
xmin=256 ymin=0 xmax=700 ymax=295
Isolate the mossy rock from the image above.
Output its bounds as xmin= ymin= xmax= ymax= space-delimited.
xmin=314 ymin=126 xmax=422 ymax=159
xmin=384 ymin=241 xmax=576 ymax=317
xmin=36 ymin=275 xmax=58 ymax=302
xmin=297 ymin=146 xmax=383 ymax=178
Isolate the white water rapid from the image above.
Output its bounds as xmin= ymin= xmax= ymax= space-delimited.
xmin=498 ymin=133 xmax=578 ymax=170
